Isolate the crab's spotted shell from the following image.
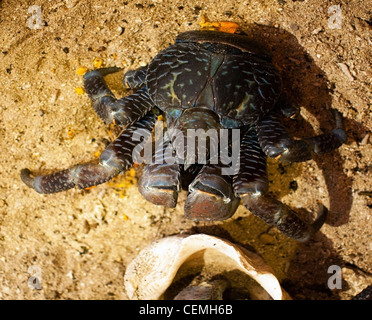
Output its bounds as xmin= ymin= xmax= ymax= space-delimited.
xmin=146 ymin=31 xmax=281 ymax=128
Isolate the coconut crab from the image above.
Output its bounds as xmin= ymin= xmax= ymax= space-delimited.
xmin=21 ymin=29 xmax=346 ymax=241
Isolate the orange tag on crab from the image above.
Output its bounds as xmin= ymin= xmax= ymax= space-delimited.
xmin=199 ymin=15 xmax=240 ymax=34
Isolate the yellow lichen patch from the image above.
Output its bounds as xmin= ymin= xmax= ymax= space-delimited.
xmin=66 ymin=126 xmax=84 ymax=140
xmin=75 ymin=87 xmax=85 ymax=95
xmin=66 ymin=128 xmax=75 ymax=139
xmin=199 ymin=15 xmax=240 ymax=34
xmin=76 ymin=67 xmax=88 ymax=76
xmin=93 ymin=150 xmax=101 ymax=158
xmin=93 ymin=57 xmax=103 ymax=68
xmin=106 ymin=167 xmax=138 ymax=198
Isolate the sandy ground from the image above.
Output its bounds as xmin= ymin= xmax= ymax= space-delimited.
xmin=0 ymin=0 xmax=371 ymax=300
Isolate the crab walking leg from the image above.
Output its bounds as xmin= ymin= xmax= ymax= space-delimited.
xmin=84 ymin=67 xmax=153 ymax=126
xmin=185 ymin=163 xmax=240 ymax=221
xmin=123 ymin=66 xmax=148 ymax=89
xmin=276 ymin=97 xmax=299 ymax=119
xmin=256 ymin=109 xmax=347 ymax=162
xmin=21 ymin=112 xmax=156 ymax=194
xmin=232 ymin=130 xmax=269 ymax=195
xmin=233 ymin=130 xmax=327 ymax=241
xmin=138 ymin=140 xmax=182 ymax=208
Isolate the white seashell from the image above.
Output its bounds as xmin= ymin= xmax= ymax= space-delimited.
xmin=173 ymin=279 xmax=229 ymax=300
xmin=124 ymin=233 xmax=290 ymax=300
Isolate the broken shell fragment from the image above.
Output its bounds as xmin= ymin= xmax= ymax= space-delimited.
xmin=124 ymin=233 xmax=290 ymax=300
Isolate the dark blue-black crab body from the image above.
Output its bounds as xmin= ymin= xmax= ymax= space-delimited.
xmin=21 ymin=30 xmax=347 ymax=241
xmin=146 ymin=30 xmax=282 ymax=130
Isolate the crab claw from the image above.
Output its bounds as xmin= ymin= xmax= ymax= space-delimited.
xmin=184 ymin=165 xmax=240 ymax=221
xmin=138 ymin=163 xmax=181 ymax=208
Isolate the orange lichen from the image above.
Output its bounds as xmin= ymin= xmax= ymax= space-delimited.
xmin=199 ymin=15 xmax=240 ymax=34
xmin=93 ymin=151 xmax=101 ymax=158
xmin=84 ymin=186 xmax=97 ymax=191
xmin=76 ymin=67 xmax=88 ymax=76
xmin=66 ymin=126 xmax=83 ymax=139
xmin=107 ymin=167 xmax=138 ymax=198
xmin=75 ymin=87 xmax=85 ymax=95
xmin=93 ymin=57 xmax=103 ymax=68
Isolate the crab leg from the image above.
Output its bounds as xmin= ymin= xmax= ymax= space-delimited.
xmin=276 ymin=97 xmax=299 ymax=119
xmin=256 ymin=109 xmax=347 ymax=162
xmin=123 ymin=66 xmax=148 ymax=89
xmin=138 ymin=140 xmax=182 ymax=208
xmin=233 ymin=129 xmax=327 ymax=241
xmin=21 ymin=112 xmax=156 ymax=194
xmin=84 ymin=67 xmax=152 ymax=126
